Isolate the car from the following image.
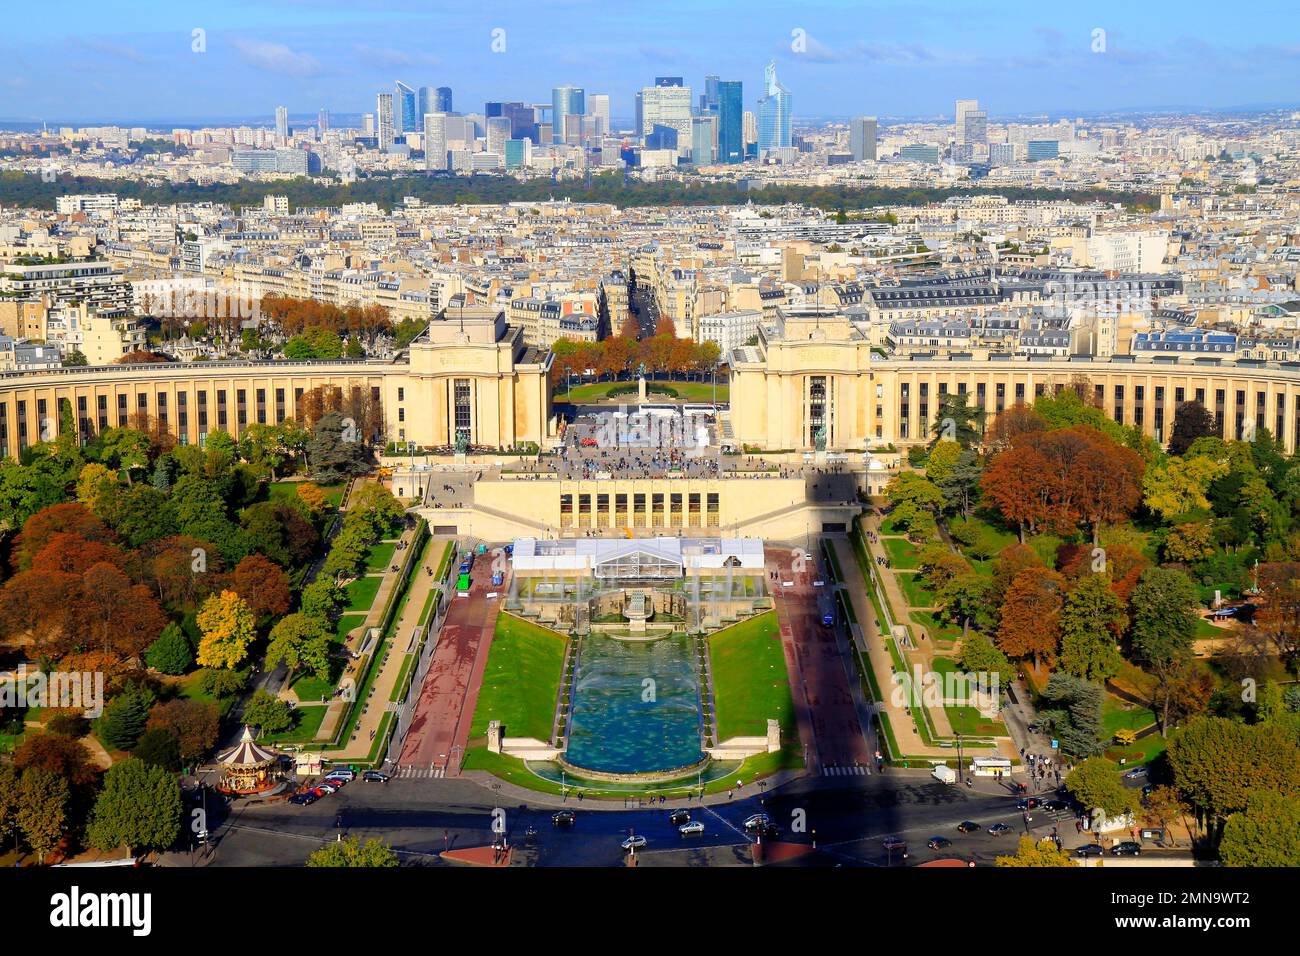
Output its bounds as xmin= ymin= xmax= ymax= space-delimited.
xmin=882 ymin=835 xmax=907 ymax=851
xmin=927 ymin=836 xmax=953 ymax=850
xmin=957 ymin=821 xmax=980 ymax=833
xmin=621 ymin=835 xmax=647 ymax=851
xmin=1042 ymin=799 xmax=1069 ymax=813
xmin=314 ymin=783 xmax=337 ymax=795
xmin=1110 ymin=842 xmax=1142 ymax=856
xmin=1076 ymin=843 xmax=1106 ymax=857
xmin=1015 ymin=798 xmax=1040 ymax=810
xmin=362 ymin=771 xmax=390 ymax=783
xmin=678 ymin=821 xmax=705 ymax=836
xmin=551 ymin=810 xmax=576 ymax=827
xmin=987 ymin=823 xmax=1012 ymax=835
xmin=1123 ymin=767 xmax=1149 ymax=780
xmin=325 ymin=769 xmax=356 ymax=782
xmin=322 ymin=776 xmax=347 ymax=788
xmin=742 ymin=813 xmax=770 ymax=830
xmin=668 ymin=809 xmax=691 ymax=826
xmin=580 ymin=438 xmax=598 ymax=447
xmin=289 ymin=792 xmax=318 ymax=806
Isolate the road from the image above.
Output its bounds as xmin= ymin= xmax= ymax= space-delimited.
xmin=170 ymin=772 xmax=1062 ymax=868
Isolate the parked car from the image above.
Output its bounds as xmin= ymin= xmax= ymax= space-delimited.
xmin=987 ymin=823 xmax=1012 ymax=835
xmin=1076 ymin=844 xmax=1106 ymax=857
xmin=882 ymin=835 xmax=907 ymax=851
xmin=927 ymin=836 xmax=953 ymax=850
xmin=1123 ymin=767 xmax=1149 ymax=780
xmin=678 ymin=821 xmax=705 ymax=836
xmin=289 ymin=792 xmax=318 ymax=806
xmin=325 ymin=769 xmax=357 ymax=782
xmin=314 ymin=783 xmax=337 ymax=795
xmin=551 ymin=810 xmax=576 ymax=827
xmin=742 ymin=813 xmax=770 ymax=830
xmin=668 ymin=809 xmax=691 ymax=826
xmin=362 ymin=771 xmax=390 ymax=783
xmin=1110 ymin=842 xmax=1142 ymax=856
xmin=621 ymin=835 xmax=647 ymax=851
xmin=957 ymin=821 xmax=980 ymax=833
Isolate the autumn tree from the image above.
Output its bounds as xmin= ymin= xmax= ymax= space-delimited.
xmin=997 ymin=566 xmax=1065 ymax=669
xmin=996 ymin=836 xmax=1077 ymax=867
xmin=196 ymin=590 xmax=257 ymax=670
xmin=145 ymin=699 xmax=220 ymax=764
xmin=1167 ymin=716 xmax=1300 ymax=828
xmin=231 ymin=554 xmax=292 ymax=620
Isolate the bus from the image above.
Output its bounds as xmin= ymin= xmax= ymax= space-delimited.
xmin=456 ymin=573 xmax=471 ymax=596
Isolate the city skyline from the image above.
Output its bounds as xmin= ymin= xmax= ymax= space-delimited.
xmin=5 ymin=0 xmax=1300 ymax=124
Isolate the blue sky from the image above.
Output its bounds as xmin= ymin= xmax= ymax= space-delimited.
xmin=3 ymin=0 xmax=1298 ymax=123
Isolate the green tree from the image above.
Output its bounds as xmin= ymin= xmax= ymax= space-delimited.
xmin=931 ymin=392 xmax=985 ymax=447
xmin=97 ymin=683 xmax=156 ymax=751
xmin=16 ymin=766 xmax=69 ymax=863
xmin=1059 ymin=574 xmax=1125 ymax=681
xmin=1130 ymin=567 xmax=1199 ymax=734
xmin=86 ymin=758 xmax=182 ymax=854
xmin=1167 ymin=716 xmax=1300 ymax=825
xmin=1219 ymin=791 xmax=1300 ymax=866
xmin=265 ymin=613 xmax=332 ymax=685
xmin=1065 ymin=757 xmax=1137 ymax=818
xmin=306 ymin=834 xmax=399 ymax=867
xmin=132 ymin=728 xmax=182 ymax=772
xmin=242 ymin=690 xmax=294 ymax=734
xmin=145 ymin=622 xmax=194 ymax=675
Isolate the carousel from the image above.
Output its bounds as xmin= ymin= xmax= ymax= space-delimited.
xmin=215 ymin=725 xmax=287 ymax=795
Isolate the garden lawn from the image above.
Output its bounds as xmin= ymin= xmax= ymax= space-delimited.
xmin=334 ymin=613 xmax=367 ymax=643
xmin=1102 ymin=695 xmax=1157 ymax=737
xmin=945 ymin=706 xmax=1006 ymax=737
xmin=344 ymin=575 xmax=383 ymax=613
xmin=469 ymin=614 xmax=568 ymax=741
xmin=261 ymin=705 xmax=328 ymax=745
xmin=897 ymin=572 xmax=935 ymax=609
xmin=882 ymin=537 xmax=920 ymax=570
xmin=708 ymin=611 xmax=794 ymax=741
xmin=552 ymin=380 xmax=729 ymax=404
xmin=365 ymin=541 xmax=398 ymax=571
xmin=268 ymin=480 xmax=346 ymax=510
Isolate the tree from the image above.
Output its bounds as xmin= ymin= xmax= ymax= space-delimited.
xmin=306 ymin=834 xmax=399 ymax=867
xmin=1065 ymin=757 xmax=1137 ymax=818
xmin=957 ymin=634 xmax=1014 ymax=686
xmin=1168 ymin=401 xmax=1216 ymax=457
xmin=997 ymin=567 xmax=1064 ymax=668
xmin=995 ymin=836 xmax=1077 ymax=867
xmin=300 ymin=578 xmax=345 ymax=623
xmin=306 ymin=412 xmax=370 ymax=484
xmin=16 ymin=767 xmax=69 ymax=863
xmin=934 ymin=448 xmax=983 ymax=518
xmin=985 ymin=403 xmax=1047 ymax=454
xmin=10 ymin=501 xmax=116 ymax=571
xmin=13 ymin=731 xmax=98 ymax=787
xmin=1140 ymin=785 xmax=1191 ymax=848
xmin=97 ymin=683 xmax=156 ymax=751
xmin=1041 ymin=673 xmax=1105 ymax=758
xmin=145 ymin=699 xmax=220 ymax=764
xmin=1130 ymin=567 xmax=1200 ymax=733
xmin=1058 ymin=574 xmax=1126 ymax=681
xmin=931 ymin=393 xmax=985 ymax=448
xmin=231 ymin=554 xmax=292 ymax=620
xmin=265 ymin=613 xmax=333 ymax=685
xmin=1166 ymin=716 xmax=1300 ymax=825
xmin=145 ymin=622 xmax=194 ymax=675
xmin=86 ymin=758 xmax=182 ymax=854
xmin=196 ymin=590 xmax=257 ymax=670
xmin=132 ymin=728 xmax=182 ymax=772
xmin=242 ymin=690 xmax=294 ymax=733
xmin=1142 ymin=455 xmax=1228 ymax=519
xmin=1219 ymin=791 xmax=1300 ymax=866
xmin=1162 ymin=522 xmax=1216 ymax=563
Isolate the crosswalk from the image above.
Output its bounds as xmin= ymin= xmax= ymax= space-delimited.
xmin=821 ymin=764 xmax=872 ymax=777
xmin=394 ymin=765 xmax=447 ymax=779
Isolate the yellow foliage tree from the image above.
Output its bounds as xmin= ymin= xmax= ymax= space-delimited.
xmin=76 ymin=462 xmax=118 ymax=509
xmin=996 ymin=836 xmax=1078 ymax=867
xmin=196 ymin=589 xmax=257 ymax=670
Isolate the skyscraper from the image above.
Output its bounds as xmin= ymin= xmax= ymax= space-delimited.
xmin=486 ymin=116 xmax=511 ymax=156
xmin=963 ymin=109 xmax=988 ymax=146
xmin=435 ymin=87 xmax=453 ymax=113
xmin=717 ymin=80 xmax=743 ymax=164
xmin=850 ymin=116 xmax=878 ymax=161
xmin=395 ymin=81 xmax=417 ymax=133
xmin=317 ymin=109 xmax=329 ymax=136
xmin=588 ymin=94 xmax=611 ymax=139
xmin=275 ymin=105 xmax=288 ymax=140
xmin=640 ymin=83 xmax=692 ymax=155
xmin=376 ymin=93 xmax=395 ymax=149
xmin=702 ymin=75 xmax=721 ymax=114
xmin=552 ymin=86 xmax=585 ymax=144
xmin=691 ymin=115 xmax=717 ymax=165
xmin=954 ymin=99 xmax=979 ymax=144
xmin=424 ymin=113 xmax=448 ymax=170
xmin=757 ymin=61 xmax=791 ymax=153
xmin=418 ymin=86 xmax=435 ymax=123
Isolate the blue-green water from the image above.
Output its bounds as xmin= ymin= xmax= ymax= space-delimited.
xmin=563 ymin=633 xmax=705 ymax=775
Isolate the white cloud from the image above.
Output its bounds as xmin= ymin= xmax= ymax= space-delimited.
xmin=231 ymin=38 xmax=322 ymax=77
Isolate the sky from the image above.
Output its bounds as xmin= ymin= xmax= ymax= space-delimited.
xmin=3 ymin=0 xmax=1299 ymax=125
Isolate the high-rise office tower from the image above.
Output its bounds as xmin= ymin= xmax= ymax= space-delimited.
xmin=486 ymin=116 xmax=511 ymax=156
xmin=376 ymin=93 xmax=395 ymax=149
xmin=954 ymin=98 xmax=979 ymax=144
xmin=424 ymin=112 xmax=448 ymax=170
xmin=634 ymin=92 xmax=643 ymax=138
xmin=275 ymin=105 xmax=288 ymax=140
xmin=640 ymin=83 xmax=692 ymax=155
xmin=691 ymin=115 xmax=717 ymax=164
xmin=702 ymin=75 xmax=721 ymax=113
xmin=485 ymin=101 xmax=505 ymax=118
xmin=418 ymin=86 xmax=435 ymax=123
xmin=963 ymin=109 xmax=988 ymax=146
xmin=717 ymin=80 xmax=743 ymax=164
xmin=434 ymin=87 xmax=453 ymax=113
xmin=395 ymin=81 xmax=417 ymax=133
xmin=551 ymin=86 xmax=585 ymax=144
xmin=588 ymin=94 xmax=611 ymax=139
xmin=850 ymin=116 xmax=878 ymax=161
xmin=743 ymin=111 xmax=757 ymax=151
xmin=362 ymin=113 xmax=375 ymax=138
xmin=757 ymin=61 xmax=791 ymax=152
xmin=317 ymin=109 xmax=329 ymax=135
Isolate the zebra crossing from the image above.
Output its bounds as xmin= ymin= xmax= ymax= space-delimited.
xmin=821 ymin=764 xmax=871 ymax=777
xmin=395 ymin=765 xmax=447 ymax=779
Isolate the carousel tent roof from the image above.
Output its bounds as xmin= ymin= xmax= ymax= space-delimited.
xmin=217 ymin=725 xmax=279 ymax=768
